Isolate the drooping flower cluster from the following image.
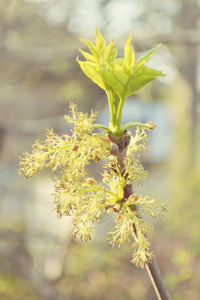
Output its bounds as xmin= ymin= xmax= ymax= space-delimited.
xmin=19 ymin=104 xmax=166 ymax=268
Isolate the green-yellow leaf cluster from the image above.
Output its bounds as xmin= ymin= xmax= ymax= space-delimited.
xmin=77 ymin=29 xmax=164 ymax=100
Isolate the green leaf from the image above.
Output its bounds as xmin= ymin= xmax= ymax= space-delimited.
xmin=99 ymin=64 xmax=128 ymax=96
xmin=79 ymin=49 xmax=96 ymax=62
xmin=124 ymin=33 xmax=135 ymax=71
xmin=80 ymin=39 xmax=99 ymax=58
xmin=126 ymin=65 xmax=165 ymax=97
xmin=134 ymin=44 xmax=162 ymax=71
xmin=104 ymin=40 xmax=118 ymax=61
xmin=77 ymin=58 xmax=106 ymax=90
xmin=95 ymin=28 xmax=106 ymax=53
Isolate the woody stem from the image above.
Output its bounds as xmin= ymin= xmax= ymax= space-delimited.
xmin=112 ymin=132 xmax=171 ymax=300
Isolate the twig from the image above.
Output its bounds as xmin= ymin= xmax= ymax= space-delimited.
xmin=146 ymin=256 xmax=171 ymax=300
xmin=146 ymin=262 xmax=162 ymax=300
xmin=113 ymin=131 xmax=171 ymax=300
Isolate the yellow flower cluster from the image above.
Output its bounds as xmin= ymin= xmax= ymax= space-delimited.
xmin=19 ymin=103 xmax=166 ymax=268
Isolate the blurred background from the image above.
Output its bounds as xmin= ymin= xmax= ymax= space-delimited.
xmin=0 ymin=0 xmax=200 ymax=299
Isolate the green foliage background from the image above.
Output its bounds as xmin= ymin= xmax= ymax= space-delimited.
xmin=0 ymin=0 xmax=200 ymax=299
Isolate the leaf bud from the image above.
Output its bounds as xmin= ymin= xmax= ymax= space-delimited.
xmin=72 ymin=144 xmax=79 ymax=151
xmin=86 ymin=178 xmax=97 ymax=185
xmin=128 ymin=194 xmax=138 ymax=202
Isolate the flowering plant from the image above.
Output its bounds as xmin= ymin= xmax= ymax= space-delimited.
xmin=19 ymin=30 xmax=166 ymax=270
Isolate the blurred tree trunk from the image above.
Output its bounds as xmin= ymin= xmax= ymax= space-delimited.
xmin=174 ymin=0 xmax=199 ymax=161
xmin=167 ymin=0 xmax=200 ymax=238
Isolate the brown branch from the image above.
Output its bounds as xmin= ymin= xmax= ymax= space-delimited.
xmin=110 ymin=131 xmax=171 ymax=300
xmin=146 ymin=256 xmax=171 ymax=300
